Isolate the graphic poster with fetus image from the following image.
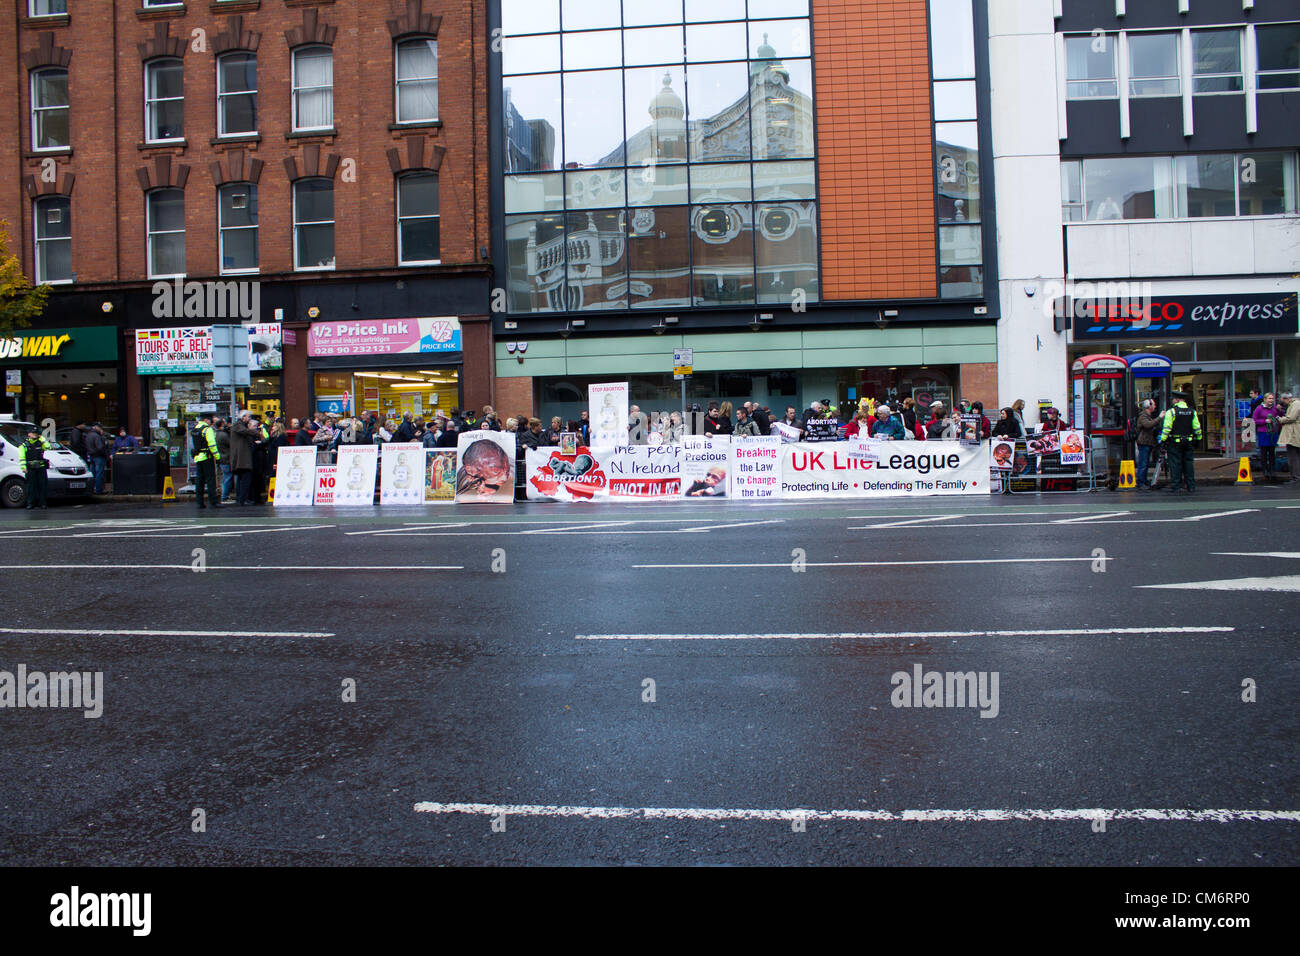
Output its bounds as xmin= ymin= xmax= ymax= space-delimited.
xmin=456 ymin=430 xmax=516 ymax=504
xmin=333 ymin=444 xmax=379 ymax=506
xmin=681 ymin=437 xmax=730 ymax=498
xmin=272 ymin=446 xmax=318 ymax=507
xmin=380 ymin=442 xmax=425 ymax=505
xmin=425 ymin=449 xmax=457 ymax=503
xmin=1058 ymin=430 xmax=1086 ymax=465
xmin=989 ymin=438 xmax=1015 ymax=472
xmin=588 ymin=382 xmax=629 ymax=449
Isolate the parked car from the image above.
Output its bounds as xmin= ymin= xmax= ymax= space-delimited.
xmin=0 ymin=417 xmax=93 ymax=507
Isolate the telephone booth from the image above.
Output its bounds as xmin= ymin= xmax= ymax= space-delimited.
xmin=1072 ymin=354 xmax=1128 ymax=482
xmin=1125 ymin=353 xmax=1173 ymax=427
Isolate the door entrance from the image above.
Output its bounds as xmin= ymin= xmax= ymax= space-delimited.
xmin=1172 ymin=365 xmax=1272 ymax=457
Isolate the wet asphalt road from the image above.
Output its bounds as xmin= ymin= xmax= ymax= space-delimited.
xmin=0 ymin=485 xmax=1297 ymax=866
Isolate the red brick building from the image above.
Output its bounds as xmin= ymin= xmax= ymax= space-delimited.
xmin=2 ymin=0 xmax=492 ymax=477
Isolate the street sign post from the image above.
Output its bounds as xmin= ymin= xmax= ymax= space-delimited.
xmin=673 ymin=348 xmax=693 ymax=426
xmin=6 ymin=370 xmax=20 ymax=416
xmin=210 ymin=325 xmax=251 ymax=421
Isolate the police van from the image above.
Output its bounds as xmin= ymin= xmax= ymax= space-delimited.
xmin=0 ymin=417 xmax=93 ymax=507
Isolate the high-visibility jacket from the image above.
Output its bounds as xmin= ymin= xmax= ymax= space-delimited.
xmin=193 ymin=422 xmax=220 ymax=463
xmin=1159 ymin=401 xmax=1203 ymax=444
xmin=20 ymin=436 xmax=53 ymax=474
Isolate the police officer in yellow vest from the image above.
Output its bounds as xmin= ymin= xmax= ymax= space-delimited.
xmin=192 ymin=412 xmax=223 ymax=509
xmin=20 ymin=425 xmax=54 ymax=509
xmin=1159 ymin=389 xmax=1202 ymax=494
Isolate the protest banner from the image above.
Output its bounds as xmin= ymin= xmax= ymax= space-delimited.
xmin=682 ymin=437 xmax=730 ymax=498
xmin=781 ymin=440 xmax=990 ymax=498
xmin=333 ymin=445 xmax=379 ymax=506
xmin=380 ymin=442 xmax=425 ymax=505
xmin=272 ymin=446 xmax=317 ymax=507
xmin=314 ymin=465 xmax=337 ymax=506
xmin=730 ymin=436 xmax=782 ymax=500
xmin=588 ymin=382 xmax=629 ymax=449
xmin=456 ymin=430 xmax=516 ymax=503
xmin=425 ymin=449 xmax=457 ymax=502
xmin=526 ymin=444 xmax=681 ymax=501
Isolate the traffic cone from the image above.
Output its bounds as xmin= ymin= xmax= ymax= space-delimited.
xmin=1118 ymin=460 xmax=1136 ymax=489
xmin=162 ymin=476 xmax=176 ymax=500
xmin=1237 ymin=457 xmax=1253 ymax=484
xmin=268 ymin=476 xmax=276 ymax=503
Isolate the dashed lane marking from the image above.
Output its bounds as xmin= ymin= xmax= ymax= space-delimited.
xmin=575 ymin=626 xmax=1233 ymax=641
xmin=633 ymin=556 xmax=1112 ymax=569
xmin=0 ymin=627 xmax=335 ymax=638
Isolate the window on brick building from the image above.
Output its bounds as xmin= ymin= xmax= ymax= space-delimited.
xmin=147 ymin=188 xmax=185 ymax=279
xmin=219 ymin=184 xmax=258 ymax=274
xmin=31 ymin=68 xmax=69 ymax=150
xmin=395 ymin=39 xmax=438 ymax=123
xmin=293 ymin=179 xmax=334 ymax=271
xmin=145 ymin=59 xmax=184 ymax=142
xmin=397 ymin=173 xmax=440 ymax=265
xmin=217 ymin=52 xmax=257 ymax=136
xmin=292 ymin=46 xmax=333 ymax=132
xmin=34 ymin=196 xmax=72 ymax=284
xmin=29 ymin=1 xmax=67 ymax=15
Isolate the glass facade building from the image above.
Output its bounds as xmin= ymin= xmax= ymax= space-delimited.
xmin=499 ymin=0 xmax=819 ymax=314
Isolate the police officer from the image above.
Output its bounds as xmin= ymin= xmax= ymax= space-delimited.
xmin=192 ymin=412 xmax=222 ymax=509
xmin=21 ymin=425 xmax=53 ymax=509
xmin=1159 ymin=389 xmax=1202 ymax=494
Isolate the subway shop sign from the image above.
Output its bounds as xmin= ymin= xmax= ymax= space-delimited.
xmin=1071 ymin=292 xmax=1298 ymax=340
xmin=0 ymin=326 xmax=118 ymax=363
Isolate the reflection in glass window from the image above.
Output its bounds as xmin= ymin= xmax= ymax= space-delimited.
xmin=1061 ymin=161 xmax=1083 ymax=222
xmin=565 ymin=209 xmax=627 ymax=311
xmin=501 ymin=0 xmax=559 ymax=36
xmin=624 ymin=26 xmax=685 ymax=67
xmin=1175 ymin=155 xmax=1235 ymax=218
xmin=562 ymin=0 xmax=620 ymax=31
xmin=685 ymin=0 xmax=745 ymax=23
xmin=752 ymin=160 xmax=815 ymax=199
xmin=1128 ymin=33 xmax=1180 ymax=97
xmin=1065 ymin=35 xmax=1116 ymax=99
xmin=505 ymin=172 xmax=565 ymax=213
xmin=929 ymin=0 xmax=976 ymax=80
xmin=1238 ymin=153 xmax=1297 ymax=216
xmin=940 ymin=265 xmax=982 ymax=299
xmin=503 ymin=34 xmax=561 ymax=75
xmin=628 ymin=205 xmax=691 ymax=309
xmin=687 ymin=22 xmax=747 ymax=62
xmin=1082 ymin=156 xmax=1174 ymax=220
xmin=752 ymin=59 xmax=814 ymax=160
xmin=1192 ymin=30 xmax=1242 ymax=93
xmin=687 ymin=61 xmax=752 ymax=163
xmin=749 ymin=20 xmax=811 ymax=60
xmin=624 ymin=66 xmax=687 ymax=164
xmin=563 ymin=29 xmax=623 ymax=71
xmin=506 ymin=213 xmax=566 ymax=312
xmin=564 ymin=69 xmax=624 ymax=167
xmin=936 ymin=122 xmax=980 ymax=223
xmin=1256 ymin=24 xmax=1300 ymax=90
xmin=34 ymin=196 xmax=71 ymax=284
xmin=218 ymin=184 xmax=258 ymax=274
xmin=690 ymin=163 xmax=752 ymax=203
xmin=933 ymin=80 xmax=976 ymax=121
xmin=217 ymin=52 xmax=257 ymax=135
xmin=504 ymin=75 xmax=562 ymax=171
xmin=626 ymin=161 xmax=688 ymax=206
xmin=939 ymin=224 xmax=981 ymax=265
xmin=755 ymin=201 xmax=817 ymax=305
xmin=692 ymin=204 xmax=754 ymax=306
xmin=623 ymin=0 xmax=684 ymax=28
xmin=566 ymin=168 xmax=626 ymax=209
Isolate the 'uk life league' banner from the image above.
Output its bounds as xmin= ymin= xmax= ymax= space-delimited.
xmin=780 ymin=440 xmax=991 ymax=498
xmin=1070 ymin=292 xmax=1298 ymax=340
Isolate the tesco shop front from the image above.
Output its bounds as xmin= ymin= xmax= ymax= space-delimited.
xmin=307 ymin=317 xmax=464 ymax=423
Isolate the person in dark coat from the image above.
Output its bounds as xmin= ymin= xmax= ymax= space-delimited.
xmin=230 ymin=412 xmax=260 ymax=505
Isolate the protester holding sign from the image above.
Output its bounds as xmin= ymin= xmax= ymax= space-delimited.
xmin=870 ymin=405 xmax=906 ymax=441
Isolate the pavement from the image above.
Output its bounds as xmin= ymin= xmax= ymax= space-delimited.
xmin=0 ymin=486 xmax=1297 ymax=865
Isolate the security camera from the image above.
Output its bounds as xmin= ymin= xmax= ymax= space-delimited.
xmin=1024 ymin=283 xmax=1038 ymax=298
xmin=506 ymin=342 xmax=517 ymax=353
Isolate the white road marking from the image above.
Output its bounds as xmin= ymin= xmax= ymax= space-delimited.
xmin=1184 ymin=509 xmax=1258 ymax=521
xmin=634 ymin=557 xmax=1111 ymax=569
xmin=852 ymin=515 xmax=968 ymax=529
xmin=345 ymin=523 xmax=472 ymax=535
xmin=0 ymin=564 xmax=462 ymax=571
xmin=853 ymin=510 xmax=1260 ymax=529
xmin=0 ymin=627 xmax=335 ymax=638
xmin=200 ymin=525 xmax=335 ymax=537
xmin=414 ymin=802 xmax=1299 ymax=824
xmin=575 ymin=626 xmax=1232 ymax=641
xmin=1052 ymin=511 xmax=1134 ymax=523
xmin=844 ymin=511 xmax=1096 ymax=520
xmin=0 ymin=525 xmax=81 ymax=535
xmin=1213 ymin=552 xmax=1300 ymax=559
xmin=1139 ymin=576 xmax=1300 ymax=593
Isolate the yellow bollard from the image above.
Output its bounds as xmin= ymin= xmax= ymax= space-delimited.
xmin=1118 ymin=460 xmax=1136 ymax=489
xmin=1236 ymin=457 xmax=1253 ymax=484
xmin=162 ymin=476 xmax=176 ymax=500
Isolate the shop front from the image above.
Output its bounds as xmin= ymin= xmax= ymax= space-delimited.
xmin=2 ymin=326 xmax=121 ymax=433
xmin=134 ymin=324 xmax=284 ymax=466
xmin=1069 ymin=290 xmax=1299 ymax=458
xmin=307 ymin=317 xmax=464 ymax=424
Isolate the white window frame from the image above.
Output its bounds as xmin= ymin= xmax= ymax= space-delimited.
xmin=30 ymin=67 xmax=69 ymax=151
xmin=33 ymin=195 xmax=72 ymax=285
xmin=218 ymin=183 xmax=259 ymax=276
xmin=142 ymin=1 xmax=183 ymax=8
xmin=1127 ymin=31 xmax=1181 ymax=98
xmin=397 ymin=173 xmax=441 ymax=266
xmin=144 ymin=58 xmax=185 ymax=144
xmin=1190 ymin=28 xmax=1244 ymax=95
xmin=292 ymin=46 xmax=334 ymax=132
xmin=395 ymin=38 xmax=439 ymax=124
xmin=217 ymin=51 xmax=258 ymax=138
xmin=1064 ymin=34 xmax=1118 ymax=100
xmin=146 ymin=188 xmax=186 ymax=280
xmin=1255 ymin=22 xmax=1300 ymax=92
xmin=29 ymin=1 xmax=67 ymax=16
xmin=293 ymin=179 xmax=335 ymax=272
